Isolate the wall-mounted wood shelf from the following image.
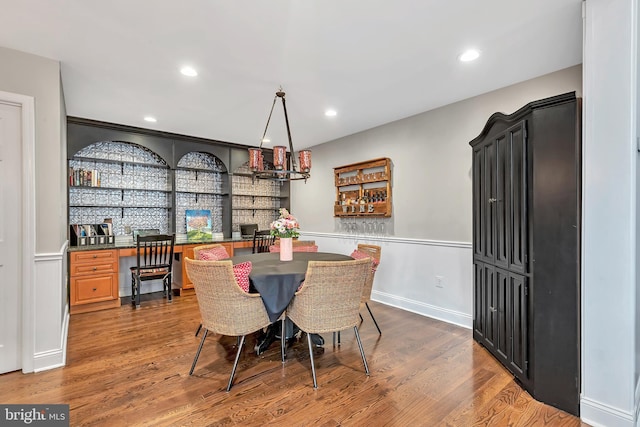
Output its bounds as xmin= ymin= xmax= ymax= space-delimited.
xmin=333 ymin=157 xmax=392 ymax=217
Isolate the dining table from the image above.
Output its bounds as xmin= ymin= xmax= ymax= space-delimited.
xmin=230 ymin=251 xmax=354 ymax=323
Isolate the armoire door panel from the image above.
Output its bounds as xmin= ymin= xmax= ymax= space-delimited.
xmin=483 ymin=142 xmax=496 ymax=261
xmin=509 ymin=121 xmax=528 ymax=273
xmin=495 ymin=269 xmax=509 ymax=364
xmin=472 ymin=146 xmax=485 ymax=259
xmin=495 ymin=134 xmax=509 ymax=268
xmin=473 ymin=262 xmax=485 ymax=339
xmin=509 ymin=273 xmax=528 ymax=378
xmin=483 ymin=264 xmax=497 ymax=351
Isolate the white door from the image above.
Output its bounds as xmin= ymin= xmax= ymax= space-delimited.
xmin=0 ymin=101 xmax=22 ymax=373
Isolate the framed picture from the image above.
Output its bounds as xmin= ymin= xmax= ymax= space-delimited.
xmin=186 ymin=209 xmax=212 ymax=241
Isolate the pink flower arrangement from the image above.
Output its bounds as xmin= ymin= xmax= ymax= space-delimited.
xmin=270 ymin=208 xmax=300 ymax=238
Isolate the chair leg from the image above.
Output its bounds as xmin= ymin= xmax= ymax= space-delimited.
xmin=306 ymin=333 xmax=318 ymax=388
xmin=365 ymin=302 xmax=381 ymax=335
xmin=281 ymin=317 xmax=286 ymax=363
xmin=195 ymin=324 xmax=202 ymax=337
xmin=166 ymin=273 xmax=173 ymax=302
xmin=359 ymin=312 xmax=364 ymax=323
xmin=353 ymin=326 xmax=370 ymax=376
xmin=227 ymin=335 xmax=246 ymax=392
xmin=190 ymin=329 xmax=208 ymax=375
xmin=131 ymin=275 xmax=135 ymax=303
xmin=135 ymin=277 xmax=141 ymax=308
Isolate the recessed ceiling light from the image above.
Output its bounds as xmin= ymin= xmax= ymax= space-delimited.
xmin=144 ymin=116 xmax=157 ymax=123
xmin=262 ymin=138 xmax=271 ymax=143
xmin=459 ymin=49 xmax=480 ymax=62
xmin=325 ymin=109 xmax=337 ymax=117
xmin=180 ymin=66 xmax=198 ymax=77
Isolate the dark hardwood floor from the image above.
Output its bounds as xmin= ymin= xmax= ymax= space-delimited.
xmin=0 ymin=293 xmax=589 ymax=426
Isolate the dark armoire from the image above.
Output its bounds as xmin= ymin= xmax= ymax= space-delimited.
xmin=469 ymin=92 xmax=580 ymax=416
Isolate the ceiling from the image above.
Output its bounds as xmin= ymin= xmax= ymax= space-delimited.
xmin=0 ymin=1 xmax=583 ymax=150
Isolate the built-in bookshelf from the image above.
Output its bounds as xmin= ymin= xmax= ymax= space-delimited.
xmin=231 ymin=162 xmax=287 ymax=231
xmin=66 ymin=117 xmax=291 ymax=244
xmin=68 ymin=141 xmax=172 ymax=236
xmin=175 ymin=152 xmax=227 ymax=235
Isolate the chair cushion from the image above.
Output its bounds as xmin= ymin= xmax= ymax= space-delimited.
xmin=350 ymin=250 xmax=380 ymax=272
xmin=198 ymin=246 xmax=230 ymax=261
xmin=233 ymin=261 xmax=252 ymax=293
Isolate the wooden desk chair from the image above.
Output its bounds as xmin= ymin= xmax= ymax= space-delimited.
xmin=185 ymin=258 xmax=284 ymax=391
xmin=286 ymin=258 xmax=371 ymax=388
xmin=130 ymin=234 xmax=175 ymax=308
xmin=252 ymin=230 xmax=275 ymax=253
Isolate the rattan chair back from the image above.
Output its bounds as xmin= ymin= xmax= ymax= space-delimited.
xmin=357 ymin=243 xmax=381 ymax=303
xmin=193 ymin=244 xmax=229 ymax=260
xmin=287 ymin=258 xmax=371 ymax=334
xmin=185 ymin=258 xmax=272 ymax=336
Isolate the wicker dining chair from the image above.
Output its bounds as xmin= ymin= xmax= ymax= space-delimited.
xmin=286 ymin=258 xmax=371 ymax=388
xmin=193 ymin=244 xmax=230 ymax=260
xmin=355 ymin=243 xmax=382 ymax=335
xmin=192 ymin=244 xmax=231 ymax=337
xmin=269 ymin=244 xmax=319 ymax=253
xmin=185 ymin=258 xmax=284 ymax=391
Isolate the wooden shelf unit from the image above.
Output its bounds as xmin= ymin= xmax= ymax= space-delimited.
xmin=333 ymin=157 xmax=392 ymax=217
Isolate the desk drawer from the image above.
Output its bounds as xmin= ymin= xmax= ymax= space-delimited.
xmin=71 ymin=274 xmax=118 ymax=305
xmin=71 ymin=249 xmax=118 ymax=264
xmin=71 ymin=261 xmax=117 ymax=276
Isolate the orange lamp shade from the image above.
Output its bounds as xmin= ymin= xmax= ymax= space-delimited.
xmin=248 ymin=148 xmax=262 ymax=171
xmin=273 ymin=146 xmax=286 ymax=169
xmin=298 ymin=150 xmax=312 ymax=173
xmin=257 ymin=150 xmax=265 ymax=171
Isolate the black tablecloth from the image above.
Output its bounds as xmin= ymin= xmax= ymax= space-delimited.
xmin=231 ymin=252 xmax=353 ymax=322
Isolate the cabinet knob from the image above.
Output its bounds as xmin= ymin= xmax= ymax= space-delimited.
xmin=93 ymin=254 xmax=98 ymax=258
xmin=488 ymin=198 xmax=497 ymax=203
xmin=92 ymin=288 xmax=97 ymax=291
xmin=93 ymin=267 xmax=97 ymax=271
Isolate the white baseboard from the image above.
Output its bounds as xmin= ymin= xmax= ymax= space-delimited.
xmin=580 ymin=396 xmax=635 ymax=427
xmin=373 ymin=290 xmax=472 ymax=329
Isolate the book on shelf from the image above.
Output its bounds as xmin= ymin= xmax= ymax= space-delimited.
xmin=68 ymin=167 xmax=101 ymax=187
xmin=186 ymin=209 xmax=212 ymax=241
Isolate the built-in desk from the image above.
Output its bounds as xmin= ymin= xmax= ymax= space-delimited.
xmin=68 ymin=237 xmax=256 ymax=314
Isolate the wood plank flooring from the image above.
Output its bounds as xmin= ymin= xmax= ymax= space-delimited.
xmin=0 ymin=294 xmax=590 ymax=426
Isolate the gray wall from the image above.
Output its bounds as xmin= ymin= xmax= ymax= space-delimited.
xmin=0 ymin=46 xmax=67 ymax=372
xmin=0 ymin=46 xmax=65 ymax=253
xmin=292 ymin=65 xmax=582 ymax=242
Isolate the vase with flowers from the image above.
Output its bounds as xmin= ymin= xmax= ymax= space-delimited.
xmin=270 ymin=208 xmax=300 ymax=261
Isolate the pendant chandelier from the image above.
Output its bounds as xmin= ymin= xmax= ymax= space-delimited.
xmin=248 ymin=88 xmax=311 ymax=182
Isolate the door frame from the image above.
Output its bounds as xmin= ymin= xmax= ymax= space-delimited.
xmin=0 ymin=90 xmax=36 ymax=373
